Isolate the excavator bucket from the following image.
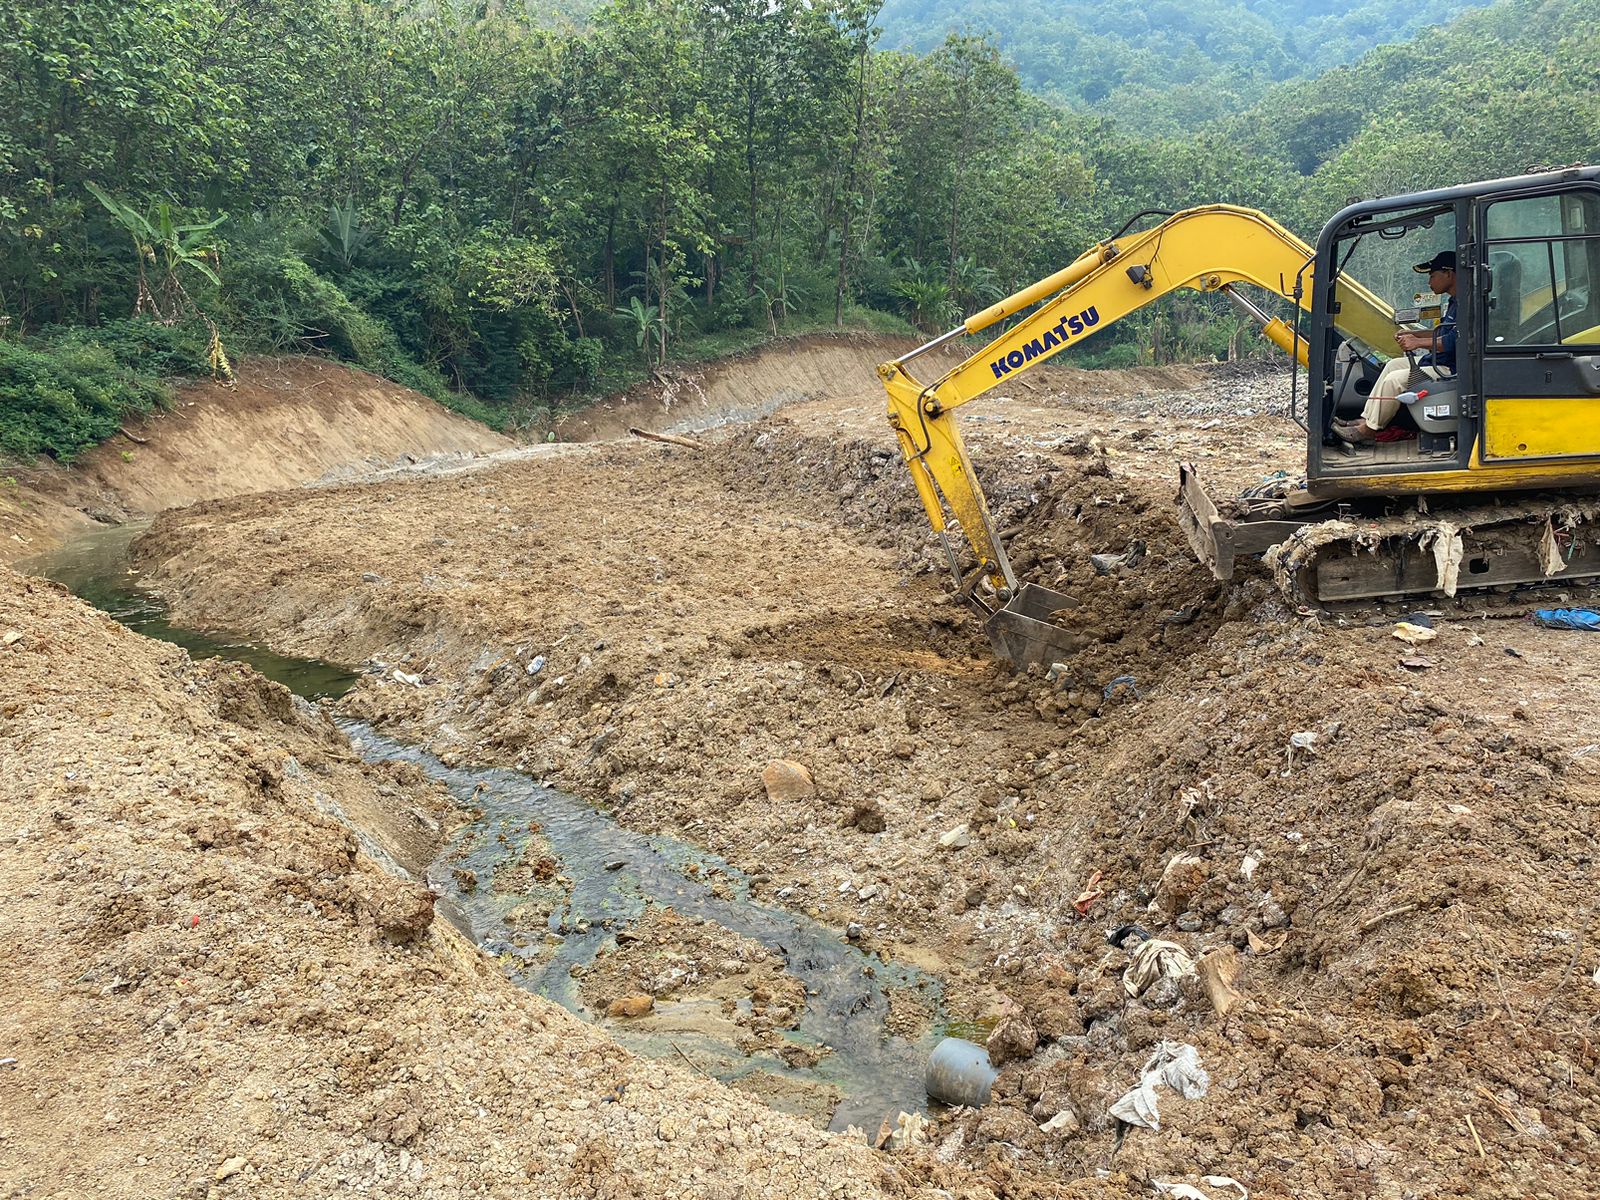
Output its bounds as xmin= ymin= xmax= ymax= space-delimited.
xmin=982 ymin=584 xmax=1081 ymax=670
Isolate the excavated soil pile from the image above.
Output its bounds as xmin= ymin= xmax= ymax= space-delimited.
xmin=0 ymin=567 xmax=977 ymax=1200
xmin=66 ymin=345 xmax=1600 ymax=1196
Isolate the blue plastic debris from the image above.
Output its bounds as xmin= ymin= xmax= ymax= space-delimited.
xmin=1533 ymin=608 xmax=1600 ymax=630
xmin=1102 ymin=674 xmax=1142 ymax=701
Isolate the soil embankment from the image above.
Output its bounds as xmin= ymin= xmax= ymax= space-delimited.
xmin=1 ymin=356 xmax=510 ymax=565
xmin=130 ymin=339 xmax=1600 ymax=1197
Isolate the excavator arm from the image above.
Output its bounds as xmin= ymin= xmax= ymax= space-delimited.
xmin=880 ymin=205 xmax=1393 ymax=616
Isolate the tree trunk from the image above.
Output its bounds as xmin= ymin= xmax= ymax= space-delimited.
xmin=835 ymin=25 xmax=871 ymax=326
xmin=603 ymin=204 xmax=617 ymax=310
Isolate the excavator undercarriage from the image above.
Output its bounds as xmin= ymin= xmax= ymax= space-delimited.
xmin=1180 ymin=465 xmax=1600 ymax=606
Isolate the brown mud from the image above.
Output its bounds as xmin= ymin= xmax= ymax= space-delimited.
xmin=16 ymin=336 xmax=1600 ymax=1196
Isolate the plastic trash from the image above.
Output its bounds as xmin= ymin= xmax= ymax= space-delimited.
xmin=925 ymin=1037 xmax=999 ymax=1108
xmin=1123 ymin=939 xmax=1196 ymax=998
xmin=1102 ymin=674 xmax=1141 ymax=701
xmin=1108 ymin=1041 xmax=1209 ymax=1130
xmin=1534 ymin=608 xmax=1600 ymax=630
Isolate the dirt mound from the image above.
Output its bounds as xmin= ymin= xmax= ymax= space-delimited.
xmin=82 ymin=354 xmax=1600 ymax=1194
xmin=0 ymin=566 xmax=973 ymax=1198
xmin=2 ymin=356 xmax=509 ymax=565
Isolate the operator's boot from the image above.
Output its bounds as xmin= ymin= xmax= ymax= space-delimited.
xmin=1332 ymin=418 xmax=1378 ymax=446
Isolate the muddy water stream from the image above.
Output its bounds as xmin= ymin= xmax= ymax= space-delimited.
xmin=34 ymin=526 xmax=945 ymax=1132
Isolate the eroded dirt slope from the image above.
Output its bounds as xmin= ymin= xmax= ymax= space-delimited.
xmin=0 ymin=567 xmax=979 ymax=1199
xmin=2 ymin=357 xmax=510 ymax=565
xmin=117 ymin=352 xmax=1600 ymax=1196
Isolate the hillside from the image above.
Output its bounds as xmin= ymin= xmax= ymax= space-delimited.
xmin=876 ymin=0 xmax=1494 ymax=130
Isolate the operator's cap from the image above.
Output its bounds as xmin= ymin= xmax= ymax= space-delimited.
xmin=1413 ymin=250 xmax=1457 ymax=273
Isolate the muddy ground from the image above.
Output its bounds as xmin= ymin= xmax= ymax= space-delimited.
xmin=14 ymin=334 xmax=1600 ymax=1197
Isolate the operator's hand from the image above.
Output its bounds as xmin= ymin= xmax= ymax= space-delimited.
xmin=1394 ymin=329 xmax=1434 ymax=353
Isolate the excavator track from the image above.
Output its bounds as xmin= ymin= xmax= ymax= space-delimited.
xmin=1264 ymin=496 xmax=1600 ymax=606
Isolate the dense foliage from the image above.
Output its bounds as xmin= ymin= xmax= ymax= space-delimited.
xmin=1 ymin=0 xmax=1596 ymax=460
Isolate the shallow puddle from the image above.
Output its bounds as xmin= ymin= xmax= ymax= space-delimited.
xmin=28 ymin=523 xmax=359 ymax=699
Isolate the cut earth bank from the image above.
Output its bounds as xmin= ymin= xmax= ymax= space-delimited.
xmin=0 ymin=356 xmax=510 ymax=567
xmin=14 ymin=334 xmax=1600 ymax=1197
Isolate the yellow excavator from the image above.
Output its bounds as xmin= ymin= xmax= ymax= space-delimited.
xmin=881 ymin=165 xmax=1600 ymax=665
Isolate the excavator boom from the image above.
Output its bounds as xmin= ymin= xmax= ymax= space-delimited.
xmin=880 ymin=205 xmax=1391 ymax=664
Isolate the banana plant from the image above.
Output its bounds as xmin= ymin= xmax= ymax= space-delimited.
xmin=85 ymin=181 xmax=227 ymax=324
xmin=615 ymin=294 xmax=663 ymax=361
xmin=319 ymin=195 xmax=371 ymax=271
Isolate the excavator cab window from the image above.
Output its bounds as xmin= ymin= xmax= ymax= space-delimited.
xmin=1319 ymin=203 xmax=1462 ymax=469
xmin=1483 ymin=191 xmax=1600 ymax=348
xmin=1477 ymin=184 xmax=1600 ymax=464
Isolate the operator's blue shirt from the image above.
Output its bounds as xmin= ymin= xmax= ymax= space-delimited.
xmin=1421 ymin=295 xmax=1457 ymax=372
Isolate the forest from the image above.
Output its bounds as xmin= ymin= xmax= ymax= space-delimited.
xmin=2 ymin=0 xmax=1597 ymax=460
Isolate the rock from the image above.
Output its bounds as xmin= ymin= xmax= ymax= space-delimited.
xmin=937 ymin=824 xmax=971 ymax=850
xmin=1176 ymin=910 xmax=1204 ymax=932
xmin=361 ymin=572 xmax=383 ymax=584
xmin=857 ymin=884 xmax=879 ymax=901
xmin=762 ymin=759 xmax=816 ymax=802
xmin=373 ymin=882 xmax=436 ymax=943
xmin=215 ymin=1157 xmax=249 ymax=1181
xmin=603 ymin=859 xmax=626 ymax=871
xmin=846 ymin=923 xmax=864 ymax=941
xmin=606 ymin=994 xmax=655 ymax=1018
xmin=986 ymin=1004 xmax=1039 ymax=1067
xmin=2 ymin=630 xmax=22 ymax=647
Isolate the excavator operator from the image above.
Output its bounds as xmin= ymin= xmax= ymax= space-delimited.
xmin=1333 ymin=250 xmax=1458 ymax=445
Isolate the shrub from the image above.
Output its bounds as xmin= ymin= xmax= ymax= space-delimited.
xmin=0 ymin=336 xmax=168 ymax=461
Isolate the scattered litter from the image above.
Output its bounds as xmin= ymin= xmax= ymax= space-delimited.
xmin=1153 ymin=1178 xmax=1248 ymax=1200
xmin=391 ymin=669 xmax=423 ymax=687
xmin=1533 ymin=608 xmax=1600 ymax=631
xmin=1399 ymin=655 xmax=1436 ymax=671
xmin=1107 ymin=923 xmax=1151 ymax=949
xmin=0 ymin=1057 xmax=17 ymax=1069
xmin=1103 ymin=674 xmax=1142 ymax=701
xmin=1405 ymin=612 xmax=1435 ymax=629
xmin=1285 ymin=730 xmax=1317 ymax=770
xmin=1040 ymin=1109 xmax=1080 ymax=1135
xmin=1163 ymin=604 xmax=1201 ymax=626
xmin=878 ymin=1109 xmax=930 ymax=1152
xmin=1073 ymin=869 xmax=1106 ymax=914
xmin=1246 ymin=929 xmax=1287 ymax=955
xmin=1467 ymin=632 xmax=1484 ymax=647
xmin=937 ymin=823 xmax=971 ymax=850
xmin=526 ymin=655 xmax=546 ymax=674
xmin=1240 ymin=853 xmax=1260 ymax=881
xmin=1123 ymin=938 xmax=1196 ymax=998
xmin=1109 ymin=1041 xmax=1209 ymax=1130
xmin=1196 ymin=946 xmax=1243 ymax=1016
xmin=1089 ymin=541 xmax=1146 ymax=575
xmin=1392 ymin=621 xmax=1437 ymax=644
xmin=1505 ymin=646 xmax=1524 ymax=658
